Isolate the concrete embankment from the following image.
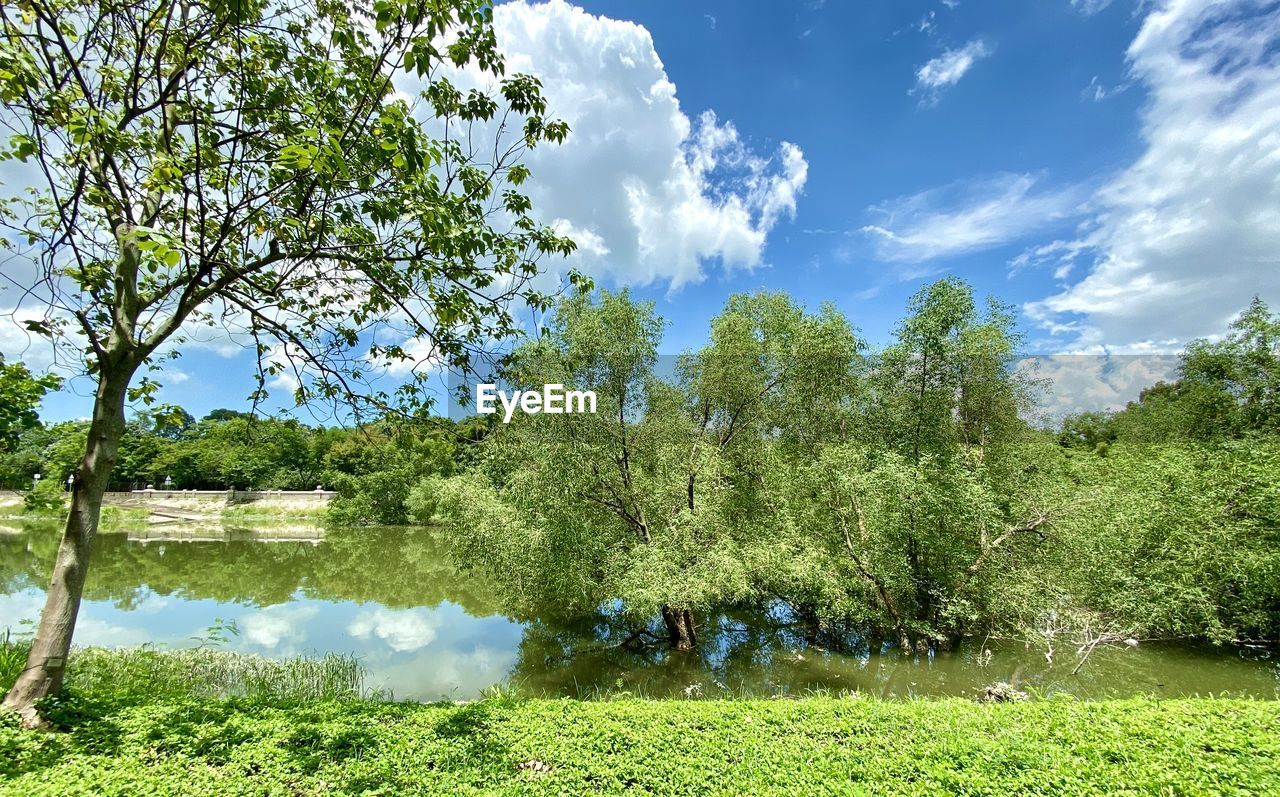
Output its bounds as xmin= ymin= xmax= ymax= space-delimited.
xmin=0 ymin=488 xmax=335 ymax=524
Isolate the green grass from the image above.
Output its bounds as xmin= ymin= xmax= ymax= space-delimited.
xmin=0 ymin=693 xmax=1275 ymax=795
xmin=2 ymin=644 xmax=1277 ymax=795
xmin=66 ymin=647 xmax=365 ymax=703
xmin=220 ymin=504 xmax=329 ymax=522
xmin=0 ymin=505 xmax=151 ymax=526
xmin=1 ymin=639 xmax=365 ymax=704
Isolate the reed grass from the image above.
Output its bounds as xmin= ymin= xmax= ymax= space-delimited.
xmin=0 ymin=635 xmax=366 ymax=703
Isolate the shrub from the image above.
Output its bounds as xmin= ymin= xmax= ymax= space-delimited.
xmin=22 ymin=478 xmax=66 ymax=514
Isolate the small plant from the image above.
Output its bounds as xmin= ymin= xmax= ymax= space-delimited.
xmin=191 ymin=618 xmax=240 ymax=649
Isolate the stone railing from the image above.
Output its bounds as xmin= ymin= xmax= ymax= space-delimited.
xmin=105 ymin=488 xmax=336 ymax=510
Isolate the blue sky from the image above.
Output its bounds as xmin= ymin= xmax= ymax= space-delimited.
xmin=14 ymin=0 xmax=1280 ymax=421
xmin=587 ymin=0 xmax=1146 ymax=352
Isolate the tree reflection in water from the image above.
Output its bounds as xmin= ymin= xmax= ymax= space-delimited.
xmin=0 ymin=522 xmax=1276 ymax=700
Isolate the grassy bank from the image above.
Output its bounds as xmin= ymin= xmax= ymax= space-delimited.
xmin=0 ymin=693 xmax=1275 ymax=795
xmin=2 ymin=646 xmax=1277 ymax=794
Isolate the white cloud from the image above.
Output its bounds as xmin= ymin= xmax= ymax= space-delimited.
xmin=861 ymin=173 xmax=1087 ymax=265
xmin=455 ymin=0 xmax=807 ymax=291
xmin=1019 ymin=354 xmax=1180 ymax=423
xmin=367 ymin=337 xmax=441 ymax=379
xmin=159 ymin=368 xmax=190 ymax=385
xmin=0 ymin=308 xmax=59 ymax=371
xmin=0 ymin=591 xmax=154 ymax=647
xmin=912 ymin=39 xmax=992 ymax=104
xmin=1082 ymin=74 xmax=1130 ymax=102
xmin=1072 ymin=0 xmax=1114 ymax=15
xmin=1009 ymin=237 xmax=1093 ymax=279
xmin=918 ymin=11 xmax=938 ymax=36
xmin=347 ymin=608 xmax=441 ymax=653
xmin=262 ymin=342 xmax=302 ymax=393
xmin=240 ymin=604 xmax=318 ymax=650
xmin=363 ymin=644 xmax=519 ymax=701
xmin=1028 ymin=0 xmax=1280 ymax=350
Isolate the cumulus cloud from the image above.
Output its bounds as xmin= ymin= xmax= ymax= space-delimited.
xmin=364 ymin=644 xmax=520 ymax=701
xmin=347 ymin=608 xmax=441 ymax=653
xmin=1019 ymin=354 xmax=1180 ymax=423
xmin=240 ymin=604 xmax=319 ymax=650
xmin=159 ymin=368 xmax=190 ymax=385
xmin=0 ymin=307 xmax=59 ymax=372
xmin=459 ymin=0 xmax=807 ymax=290
xmin=912 ymin=39 xmax=992 ymax=104
xmin=861 ymin=173 xmax=1087 ymax=265
xmin=1027 ymin=0 xmax=1280 ymax=351
xmin=367 ymin=336 xmax=442 ymax=378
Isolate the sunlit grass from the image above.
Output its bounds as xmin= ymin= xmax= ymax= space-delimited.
xmin=0 ymin=635 xmax=367 ymax=703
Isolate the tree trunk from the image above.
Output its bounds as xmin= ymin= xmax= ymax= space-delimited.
xmin=662 ymin=605 xmax=696 ymax=651
xmin=2 ymin=369 xmax=131 ymax=727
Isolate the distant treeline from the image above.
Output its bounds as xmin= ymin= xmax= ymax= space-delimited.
xmin=0 ymin=408 xmax=493 ymax=526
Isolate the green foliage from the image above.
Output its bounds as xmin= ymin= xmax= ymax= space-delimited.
xmin=0 ymin=631 xmax=29 ymax=691
xmin=64 ymin=648 xmax=365 ymax=704
xmin=0 ymin=411 xmax=487 ymax=508
xmin=0 ymin=635 xmax=363 ymax=706
xmin=22 ymin=478 xmax=67 ymax=514
xmin=0 ymin=360 xmax=59 ymax=451
xmin=430 ymin=284 xmax=1280 ymax=651
xmin=1056 ymin=411 xmax=1116 ymax=454
xmin=766 ymin=279 xmax=1043 ymax=648
xmin=147 ymin=416 xmax=322 ymax=490
xmin=0 ymin=694 xmax=1276 ymax=795
xmin=436 ymin=289 xmax=863 ymax=633
xmin=0 ymin=422 xmax=83 ymax=490
xmin=1 ymin=0 xmax=581 ymax=416
xmin=1090 ymin=297 xmax=1280 ymax=446
xmin=436 ymin=281 xmax=1050 ymax=649
xmin=405 ymin=474 xmax=446 ymax=524
xmin=325 ymin=425 xmax=457 ymax=525
xmin=1039 ymin=441 xmax=1280 ymax=642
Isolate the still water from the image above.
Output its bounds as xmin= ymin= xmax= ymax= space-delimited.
xmin=1 ymin=521 xmax=1276 ymax=701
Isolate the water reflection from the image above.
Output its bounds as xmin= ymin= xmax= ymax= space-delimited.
xmin=0 ymin=520 xmax=1275 ymax=701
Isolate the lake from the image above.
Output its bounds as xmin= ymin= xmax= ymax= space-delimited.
xmin=1 ymin=520 xmax=1276 ymax=701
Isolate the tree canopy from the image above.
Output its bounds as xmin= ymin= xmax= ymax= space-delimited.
xmin=427 ymin=285 xmax=1280 ymax=653
xmin=0 ymin=0 xmax=580 ymax=724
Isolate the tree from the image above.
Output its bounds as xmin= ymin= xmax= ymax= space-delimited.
xmin=775 ymin=278 xmax=1050 ymax=650
xmin=436 ymin=289 xmax=860 ymax=649
xmin=437 ymin=290 xmax=711 ymax=646
xmin=1043 ymin=440 xmax=1280 ymax=644
xmin=1181 ymin=296 xmax=1280 ymax=436
xmin=0 ymin=0 xmax=575 ymax=724
xmin=1105 ymin=297 xmax=1280 ymax=444
xmin=1057 ymin=411 xmax=1116 ymax=454
xmin=325 ymin=422 xmax=456 ymax=525
xmin=0 ymin=357 xmax=60 ymax=450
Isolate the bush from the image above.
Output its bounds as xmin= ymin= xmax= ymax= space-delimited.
xmin=22 ymin=478 xmax=66 ymax=514
xmin=404 ymin=475 xmax=445 ymax=524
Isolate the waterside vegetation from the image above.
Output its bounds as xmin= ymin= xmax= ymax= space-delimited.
xmin=5 ymin=283 xmax=1279 ymax=667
